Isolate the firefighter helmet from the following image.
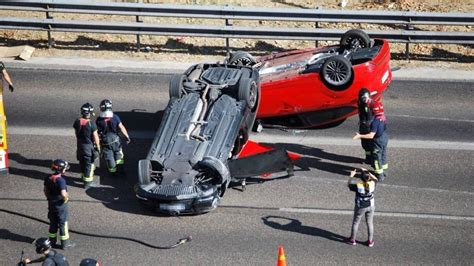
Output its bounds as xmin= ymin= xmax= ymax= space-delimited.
xmin=34 ymin=238 xmax=52 ymax=254
xmin=372 ymin=101 xmax=384 ymax=116
xmin=358 ymin=88 xmax=371 ymax=103
xmin=81 ymin=103 xmax=94 ymax=117
xmin=80 ymin=258 xmax=99 ymax=266
xmin=51 ymin=159 xmax=70 ymax=173
xmin=99 ymin=99 xmax=113 ymax=112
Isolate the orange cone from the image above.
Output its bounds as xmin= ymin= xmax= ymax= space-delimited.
xmin=277 ymin=246 xmax=287 ymax=266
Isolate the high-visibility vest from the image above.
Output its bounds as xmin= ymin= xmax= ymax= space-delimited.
xmin=0 ymin=78 xmax=10 ymax=175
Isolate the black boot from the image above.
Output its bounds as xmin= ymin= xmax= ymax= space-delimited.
xmin=61 ymin=239 xmax=76 ymax=249
xmin=49 ymin=237 xmax=58 ymax=248
xmin=84 ymin=181 xmax=98 ymax=190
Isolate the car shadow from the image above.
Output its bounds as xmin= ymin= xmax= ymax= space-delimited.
xmin=262 ymin=215 xmax=346 ymax=243
xmin=84 ymin=110 xmax=174 ymax=217
xmin=258 ymin=142 xmax=362 ymax=177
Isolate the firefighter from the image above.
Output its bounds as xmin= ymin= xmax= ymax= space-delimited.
xmin=353 ymin=101 xmax=388 ymax=181
xmin=96 ymin=99 xmax=130 ymax=175
xmin=73 ymin=103 xmax=100 ymax=188
xmin=21 ymin=237 xmax=70 ymax=265
xmin=44 ymin=159 xmax=75 ymax=250
xmin=0 ymin=61 xmax=15 ymax=92
xmin=357 ymin=88 xmax=374 ymax=164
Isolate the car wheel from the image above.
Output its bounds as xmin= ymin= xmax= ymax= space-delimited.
xmin=228 ymin=51 xmax=257 ymax=66
xmin=238 ymin=78 xmax=258 ymax=110
xmin=321 ymin=55 xmax=353 ymax=91
xmin=169 ymin=74 xmax=186 ymax=99
xmin=340 ymin=29 xmax=371 ymax=52
xmin=198 ymin=157 xmax=231 ymax=186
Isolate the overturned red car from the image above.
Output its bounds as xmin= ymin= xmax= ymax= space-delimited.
xmin=228 ymin=29 xmax=392 ymax=128
xmin=135 ymin=29 xmax=391 ymax=215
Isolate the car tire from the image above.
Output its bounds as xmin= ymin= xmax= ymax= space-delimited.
xmin=321 ymin=55 xmax=353 ymax=91
xmin=238 ymin=78 xmax=258 ymax=110
xmin=138 ymin=159 xmax=151 ymax=185
xmin=340 ymin=29 xmax=371 ymax=52
xmin=228 ymin=51 xmax=257 ymax=66
xmin=169 ymin=74 xmax=186 ymax=99
xmin=199 ymin=157 xmax=231 ymax=187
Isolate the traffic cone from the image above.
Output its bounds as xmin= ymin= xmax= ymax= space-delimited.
xmin=277 ymin=246 xmax=287 ymax=266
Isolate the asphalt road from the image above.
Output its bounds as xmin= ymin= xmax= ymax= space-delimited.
xmin=0 ymin=69 xmax=473 ymax=265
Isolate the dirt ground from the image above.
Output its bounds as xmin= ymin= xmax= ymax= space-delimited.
xmin=0 ymin=0 xmax=473 ymax=69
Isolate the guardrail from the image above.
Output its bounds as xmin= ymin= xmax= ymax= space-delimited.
xmin=1 ymin=0 xmax=473 ymax=58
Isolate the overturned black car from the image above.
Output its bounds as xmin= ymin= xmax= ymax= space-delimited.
xmin=135 ymin=63 xmax=261 ymax=215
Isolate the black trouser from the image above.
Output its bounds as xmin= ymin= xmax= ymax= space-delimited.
xmin=372 ymin=133 xmax=389 ymax=181
xmin=77 ymin=143 xmax=98 ymax=182
xmin=48 ymin=202 xmax=70 ymax=242
xmin=101 ymin=135 xmax=124 ymax=174
xmin=359 ymin=125 xmax=372 ymax=162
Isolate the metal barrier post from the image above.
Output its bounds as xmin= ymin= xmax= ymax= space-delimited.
xmin=46 ymin=4 xmax=53 ymax=48
xmin=405 ymin=17 xmax=414 ymax=60
xmin=226 ymin=18 xmax=232 ymax=57
xmin=136 ymin=0 xmax=143 ymax=51
xmin=315 ymin=21 xmax=319 ymax=47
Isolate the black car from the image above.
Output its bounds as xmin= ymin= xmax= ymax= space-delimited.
xmin=135 ymin=63 xmax=261 ymax=215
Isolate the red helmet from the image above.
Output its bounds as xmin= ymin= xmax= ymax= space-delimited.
xmin=372 ymin=101 xmax=384 ymax=116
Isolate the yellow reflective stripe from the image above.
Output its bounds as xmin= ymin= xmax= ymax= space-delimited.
xmin=48 ymin=232 xmax=57 ymax=238
xmin=82 ymin=165 xmax=95 ymax=182
xmin=116 ymin=150 xmax=124 ymax=165
xmin=374 ymin=160 xmax=380 ymax=170
xmin=382 ymin=164 xmax=388 ymax=170
xmin=374 ymin=169 xmax=384 ymax=174
xmin=109 ymin=167 xmax=117 ymax=173
xmin=60 ymin=222 xmax=69 ymax=240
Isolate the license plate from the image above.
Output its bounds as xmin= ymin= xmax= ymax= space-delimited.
xmin=160 ymin=203 xmax=185 ymax=212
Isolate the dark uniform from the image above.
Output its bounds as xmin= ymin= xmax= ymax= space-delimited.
xmin=370 ymin=116 xmax=388 ymax=182
xmin=44 ymin=174 xmax=71 ymax=248
xmin=358 ymin=96 xmax=374 ymax=164
xmin=96 ymin=114 xmax=125 ymax=174
xmin=73 ymin=118 xmax=99 ymax=183
xmin=41 ymin=250 xmax=69 ymax=266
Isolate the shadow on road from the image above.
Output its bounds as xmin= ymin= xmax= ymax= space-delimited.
xmin=0 ymin=208 xmax=189 ymax=249
xmin=262 ymin=215 xmax=346 ymax=243
xmin=0 ymin=229 xmax=36 ymax=244
xmin=9 ymin=153 xmax=84 ymax=188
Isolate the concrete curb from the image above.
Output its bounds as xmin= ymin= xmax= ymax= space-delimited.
xmin=2 ymin=56 xmax=474 ymax=81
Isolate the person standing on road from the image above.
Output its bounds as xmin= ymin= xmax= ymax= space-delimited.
xmin=0 ymin=61 xmax=15 ymax=92
xmin=73 ymin=103 xmax=100 ymax=188
xmin=95 ymin=99 xmax=130 ymax=175
xmin=347 ymin=167 xmax=377 ymax=247
xmin=44 ymin=159 xmax=75 ymax=250
xmin=353 ymin=101 xmax=388 ymax=181
xmin=21 ymin=237 xmax=70 ymax=265
xmin=357 ymin=88 xmax=374 ymax=164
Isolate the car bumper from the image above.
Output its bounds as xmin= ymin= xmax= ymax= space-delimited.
xmin=135 ymin=183 xmax=220 ymax=215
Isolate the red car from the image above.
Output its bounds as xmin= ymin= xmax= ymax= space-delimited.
xmin=228 ymin=29 xmax=392 ymax=129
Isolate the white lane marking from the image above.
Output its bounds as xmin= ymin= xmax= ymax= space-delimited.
xmin=7 ymin=126 xmax=474 ymax=151
xmin=296 ymin=174 xmax=474 ymax=195
xmin=391 ymin=114 xmax=474 ymax=123
xmin=279 ymin=208 xmax=474 ymax=221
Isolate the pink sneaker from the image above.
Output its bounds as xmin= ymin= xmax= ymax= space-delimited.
xmin=368 ymin=240 xmax=375 ymax=247
xmin=347 ymin=238 xmax=356 ymax=246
